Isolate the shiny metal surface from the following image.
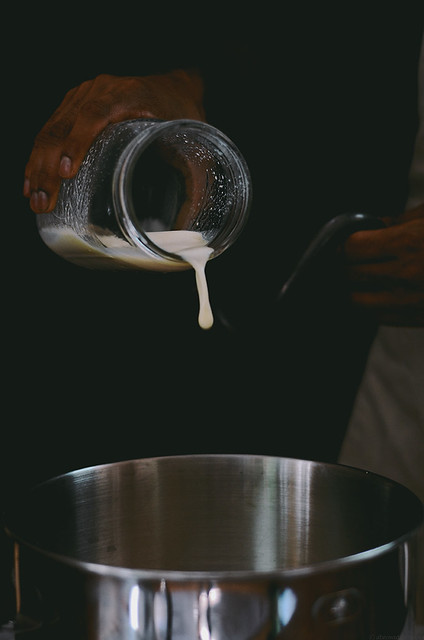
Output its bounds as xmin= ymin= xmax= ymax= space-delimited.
xmin=5 ymin=455 xmax=424 ymax=639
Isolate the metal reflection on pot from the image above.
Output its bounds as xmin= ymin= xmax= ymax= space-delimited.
xmin=3 ymin=454 xmax=423 ymax=639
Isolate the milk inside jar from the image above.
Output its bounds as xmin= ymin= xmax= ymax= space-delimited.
xmin=36 ymin=119 xmax=252 ymax=330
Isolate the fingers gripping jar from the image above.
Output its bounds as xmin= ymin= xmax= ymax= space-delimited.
xmin=36 ymin=119 xmax=252 ymax=272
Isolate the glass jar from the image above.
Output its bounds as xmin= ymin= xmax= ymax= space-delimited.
xmin=36 ymin=119 xmax=252 ymax=271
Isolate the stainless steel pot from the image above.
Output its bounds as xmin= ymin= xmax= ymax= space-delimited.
xmin=4 ymin=455 xmax=424 ymax=639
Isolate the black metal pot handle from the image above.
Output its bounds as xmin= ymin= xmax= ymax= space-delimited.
xmin=214 ymin=211 xmax=386 ymax=332
xmin=277 ymin=212 xmax=386 ymax=300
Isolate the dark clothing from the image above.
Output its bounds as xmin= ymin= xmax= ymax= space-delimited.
xmin=4 ymin=0 xmax=424 ymax=484
xmin=1 ymin=2 xmax=423 ymax=621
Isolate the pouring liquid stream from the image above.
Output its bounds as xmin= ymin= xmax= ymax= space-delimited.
xmin=39 ymin=227 xmax=214 ymax=329
xmin=147 ymin=230 xmax=214 ymax=330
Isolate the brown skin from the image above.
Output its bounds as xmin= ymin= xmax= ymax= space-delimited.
xmin=23 ymin=71 xmax=424 ymax=326
xmin=23 ymin=70 xmax=206 ymax=214
xmin=344 ymin=204 xmax=424 ymax=326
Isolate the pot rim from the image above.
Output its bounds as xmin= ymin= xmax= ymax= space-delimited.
xmin=5 ymin=454 xmax=424 ymax=582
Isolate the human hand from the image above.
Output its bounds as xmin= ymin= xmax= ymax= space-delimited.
xmin=344 ymin=204 xmax=424 ymax=326
xmin=23 ymin=70 xmax=205 ymax=214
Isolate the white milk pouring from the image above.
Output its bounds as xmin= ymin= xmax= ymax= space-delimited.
xmin=148 ymin=230 xmax=214 ymax=330
xmin=39 ymin=227 xmax=214 ymax=329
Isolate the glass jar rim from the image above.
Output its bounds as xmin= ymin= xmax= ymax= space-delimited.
xmin=113 ymin=118 xmax=252 ymax=262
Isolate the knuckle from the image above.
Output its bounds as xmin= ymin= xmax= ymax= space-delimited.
xmin=95 ymin=73 xmax=114 ymax=84
xmin=79 ymin=98 xmax=112 ymax=120
xmin=31 ymin=166 xmax=58 ymax=191
xmin=34 ymin=119 xmax=73 ymax=148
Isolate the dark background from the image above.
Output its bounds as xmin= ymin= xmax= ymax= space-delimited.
xmin=1 ymin=0 xmax=423 ymax=620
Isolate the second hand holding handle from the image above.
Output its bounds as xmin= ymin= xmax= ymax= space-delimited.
xmin=277 ymin=212 xmax=386 ymax=301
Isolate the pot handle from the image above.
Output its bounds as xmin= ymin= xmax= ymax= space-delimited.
xmin=278 ymin=212 xmax=386 ymax=300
